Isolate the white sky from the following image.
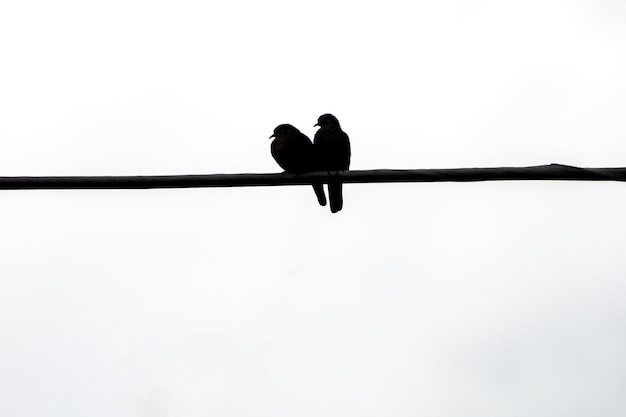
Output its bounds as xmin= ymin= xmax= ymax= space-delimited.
xmin=1 ymin=0 xmax=626 ymax=416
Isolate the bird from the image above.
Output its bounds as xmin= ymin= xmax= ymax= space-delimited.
xmin=314 ymin=114 xmax=351 ymax=213
xmin=270 ymin=124 xmax=327 ymax=207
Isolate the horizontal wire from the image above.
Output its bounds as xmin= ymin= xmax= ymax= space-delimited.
xmin=1 ymin=164 xmax=625 ymax=190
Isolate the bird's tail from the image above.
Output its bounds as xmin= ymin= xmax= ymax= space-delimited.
xmin=328 ymin=181 xmax=343 ymax=213
xmin=312 ymin=182 xmax=327 ymax=206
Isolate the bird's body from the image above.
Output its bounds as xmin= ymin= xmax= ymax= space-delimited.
xmin=270 ymin=124 xmax=326 ymax=206
xmin=314 ymin=114 xmax=351 ymax=213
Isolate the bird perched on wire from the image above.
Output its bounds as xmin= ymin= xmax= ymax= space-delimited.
xmin=314 ymin=114 xmax=351 ymax=213
xmin=270 ymin=124 xmax=327 ymax=207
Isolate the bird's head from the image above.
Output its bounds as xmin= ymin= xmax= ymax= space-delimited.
xmin=314 ymin=113 xmax=341 ymax=128
xmin=270 ymin=123 xmax=299 ymax=139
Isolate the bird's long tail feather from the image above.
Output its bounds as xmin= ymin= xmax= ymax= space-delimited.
xmin=312 ymin=182 xmax=327 ymax=206
xmin=328 ymin=181 xmax=343 ymax=213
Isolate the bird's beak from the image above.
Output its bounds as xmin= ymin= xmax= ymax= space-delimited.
xmin=313 ymin=123 xmax=319 ymax=127
xmin=269 ymin=134 xmax=275 ymax=139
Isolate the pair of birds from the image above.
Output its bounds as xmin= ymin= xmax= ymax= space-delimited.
xmin=270 ymin=114 xmax=351 ymax=213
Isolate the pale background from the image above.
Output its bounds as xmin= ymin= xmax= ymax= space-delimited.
xmin=1 ymin=1 xmax=626 ymax=416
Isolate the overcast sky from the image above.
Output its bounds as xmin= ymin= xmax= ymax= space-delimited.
xmin=1 ymin=1 xmax=626 ymax=416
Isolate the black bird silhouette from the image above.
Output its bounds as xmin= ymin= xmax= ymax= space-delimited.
xmin=314 ymin=114 xmax=351 ymax=213
xmin=270 ymin=124 xmax=327 ymax=206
